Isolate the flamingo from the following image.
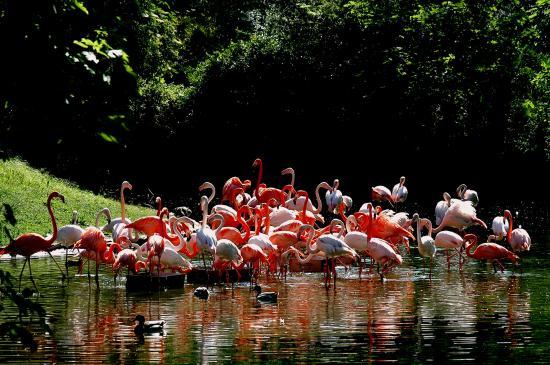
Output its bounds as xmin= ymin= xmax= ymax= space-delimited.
xmin=112 ymin=237 xmax=144 ymax=277
xmin=367 ymin=204 xmax=415 ymax=249
xmin=464 ymin=233 xmax=519 ymax=272
xmin=372 ymin=184 xmax=394 ymax=206
xmin=148 ymin=245 xmax=193 ymax=274
xmin=434 ymin=230 xmax=465 ymax=270
xmin=413 ymin=213 xmax=436 ymax=279
xmin=0 ymin=192 xmax=67 ymax=292
xmin=503 ymin=210 xmax=531 ymax=252
xmin=222 ymin=176 xmax=251 ymax=204
xmin=240 ymin=243 xmax=269 ymax=283
xmin=391 ymin=176 xmax=408 ymax=203
xmin=491 ymin=214 xmax=509 ymax=241
xmin=102 ymin=181 xmax=133 ymax=234
xmin=214 ymin=239 xmax=243 ymax=283
xmin=55 ymin=210 xmax=84 ymax=276
xmin=287 ymin=220 xmax=357 ymax=287
xmin=124 ymin=207 xmax=179 ymax=244
xmin=281 ymin=167 xmax=295 ymax=200
xmin=95 ymin=207 xmax=112 ymax=229
xmin=74 ymin=226 xmax=110 ymax=285
xmin=285 ymin=181 xmax=331 ymax=216
xmin=215 ymin=206 xmax=252 ymax=245
xmin=325 ymin=179 xmax=343 ymax=214
xmin=196 ymin=195 xmax=223 ymax=267
xmin=251 ymin=158 xmax=285 ymax=205
xmin=433 ymin=199 xmax=487 ymax=233
xmin=434 ymin=192 xmax=456 ymax=226
xmin=343 ymin=215 xmax=370 ymax=277
xmin=457 ymin=184 xmax=479 ymax=207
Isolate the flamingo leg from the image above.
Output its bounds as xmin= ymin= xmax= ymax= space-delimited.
xmin=65 ymin=247 xmax=69 ymax=278
xmin=27 ymin=258 xmax=39 ymax=293
xmin=18 ymin=258 xmax=28 ymax=292
xmin=47 ymin=251 xmax=66 ymax=282
xmin=95 ymin=251 xmax=100 ymax=288
xmin=429 ymin=258 xmax=433 ymax=280
xmin=333 ymin=258 xmax=337 ymax=289
xmin=446 ymin=249 xmax=450 ymax=270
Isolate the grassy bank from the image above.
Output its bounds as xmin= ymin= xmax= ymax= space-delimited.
xmin=0 ymin=159 xmax=154 ymax=244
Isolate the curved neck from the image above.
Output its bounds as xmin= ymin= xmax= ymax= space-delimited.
xmin=504 ymin=210 xmax=513 ymax=242
xmin=121 ymin=186 xmax=128 ymax=223
xmin=171 ymin=220 xmax=191 ymax=255
xmin=465 ymin=235 xmax=478 ymax=258
xmin=254 ymin=159 xmax=263 ymax=199
xmin=95 ymin=208 xmax=111 ymax=228
xmin=237 ymin=206 xmax=251 ymax=242
xmin=312 ymin=183 xmax=326 ymax=214
xmin=104 ymin=243 xmax=121 ymax=261
xmin=201 ymin=197 xmax=208 ymax=229
xmin=200 ymin=182 xmax=215 ymax=204
xmin=47 ymin=196 xmax=58 ymax=244
xmin=298 ymin=191 xmax=309 ymax=223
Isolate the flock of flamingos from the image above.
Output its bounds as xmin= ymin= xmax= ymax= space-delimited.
xmin=0 ymin=158 xmax=532 ymax=292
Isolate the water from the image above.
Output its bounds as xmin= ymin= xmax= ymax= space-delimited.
xmin=0 ymin=203 xmax=549 ymax=364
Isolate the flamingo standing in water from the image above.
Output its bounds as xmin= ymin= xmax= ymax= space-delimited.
xmin=286 ymin=220 xmax=357 ymax=287
xmin=196 ymin=196 xmax=224 ymax=267
xmin=503 ymin=210 xmax=531 ymax=252
xmin=0 ymin=192 xmax=67 ymax=292
xmin=74 ymin=227 xmax=110 ymax=286
xmin=434 ymin=230 xmax=465 ymax=270
xmin=464 ymin=234 xmax=519 ymax=272
xmin=124 ymin=208 xmax=179 ymax=245
xmin=55 ymin=210 xmax=84 ymax=276
xmin=391 ymin=176 xmax=408 ymax=203
xmin=413 ymin=213 xmax=436 ymax=279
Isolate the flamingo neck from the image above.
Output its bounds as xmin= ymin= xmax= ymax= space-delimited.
xmin=172 ymin=221 xmax=191 ymax=255
xmin=504 ymin=210 xmax=513 ymax=242
xmin=237 ymin=207 xmax=251 ymax=242
xmin=121 ymin=186 xmax=127 ymax=224
xmin=464 ymin=235 xmax=478 ymax=258
xmin=47 ymin=195 xmax=58 ymax=244
xmin=104 ymin=243 xmax=121 ymax=261
xmin=299 ymin=191 xmax=309 ymax=223
xmin=254 ymin=159 xmax=263 ymax=200
xmin=262 ymin=205 xmax=270 ymax=233
xmin=312 ymin=183 xmax=324 ymax=214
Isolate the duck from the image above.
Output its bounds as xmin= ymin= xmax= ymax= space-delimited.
xmin=194 ymin=287 xmax=210 ymax=300
xmin=133 ymin=315 xmax=165 ymax=335
xmin=253 ymin=285 xmax=278 ymax=303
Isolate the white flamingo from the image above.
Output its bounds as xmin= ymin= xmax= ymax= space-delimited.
xmin=391 ymin=176 xmax=408 ymax=203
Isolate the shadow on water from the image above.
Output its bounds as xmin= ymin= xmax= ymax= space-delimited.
xmin=0 ymin=203 xmax=549 ymax=363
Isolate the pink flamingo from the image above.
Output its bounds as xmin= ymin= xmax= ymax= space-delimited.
xmin=0 ymin=192 xmax=66 ymax=291
xmin=252 ymin=158 xmax=285 ymax=205
xmin=464 ymin=234 xmax=519 ymax=272
xmin=434 ymin=230 xmax=465 ymax=270
xmin=391 ymin=176 xmax=408 ymax=203
xmin=503 ymin=210 xmax=531 ymax=252
xmin=222 ymin=176 xmax=251 ymax=204
xmin=433 ymin=199 xmax=487 ymax=233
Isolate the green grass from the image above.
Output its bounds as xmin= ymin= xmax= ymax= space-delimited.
xmin=0 ymin=159 xmax=154 ymax=244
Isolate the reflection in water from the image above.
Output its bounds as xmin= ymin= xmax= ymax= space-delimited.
xmin=0 ymin=226 xmax=548 ymax=363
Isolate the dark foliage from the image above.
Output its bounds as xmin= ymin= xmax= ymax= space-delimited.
xmin=0 ymin=0 xmax=548 ymax=204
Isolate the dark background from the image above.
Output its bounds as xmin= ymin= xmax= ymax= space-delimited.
xmin=1 ymin=0 xmax=548 ymax=208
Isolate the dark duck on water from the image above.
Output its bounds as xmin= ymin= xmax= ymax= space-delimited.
xmin=133 ymin=315 xmax=165 ymax=335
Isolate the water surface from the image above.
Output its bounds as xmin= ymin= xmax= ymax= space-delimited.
xmin=0 ymin=203 xmax=549 ymax=364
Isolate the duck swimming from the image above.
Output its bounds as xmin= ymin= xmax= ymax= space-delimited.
xmin=253 ymin=285 xmax=278 ymax=303
xmin=133 ymin=315 xmax=165 ymax=335
xmin=194 ymin=287 xmax=210 ymax=300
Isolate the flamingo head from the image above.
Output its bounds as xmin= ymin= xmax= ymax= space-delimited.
xmin=122 ymin=181 xmax=132 ymax=191
xmin=49 ymin=191 xmax=65 ymax=203
xmin=252 ymin=158 xmax=262 ymax=168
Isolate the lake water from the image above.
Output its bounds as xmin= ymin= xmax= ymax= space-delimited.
xmin=0 ymin=202 xmax=549 ymax=364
